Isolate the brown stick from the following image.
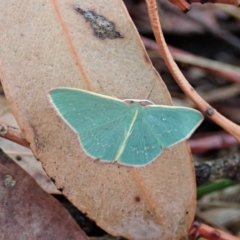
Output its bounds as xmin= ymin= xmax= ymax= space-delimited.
xmin=168 ymin=0 xmax=240 ymax=12
xmin=189 ymin=132 xmax=239 ymax=154
xmin=189 ymin=221 xmax=240 ymax=240
xmin=145 ymin=0 xmax=240 ymax=142
xmin=142 ymin=36 xmax=240 ymax=84
xmin=189 ymin=0 xmax=240 ymax=6
xmin=0 ymin=122 xmax=30 ymax=148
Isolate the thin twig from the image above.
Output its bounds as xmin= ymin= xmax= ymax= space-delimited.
xmin=4 ymin=150 xmax=33 ymax=155
xmin=189 ymin=221 xmax=240 ymax=240
xmin=0 ymin=122 xmax=30 ymax=148
xmin=190 ymin=132 xmax=238 ymax=154
xmin=165 ymin=0 xmax=239 ymax=13
xmin=195 ymin=152 xmax=240 ymax=186
xmin=145 ymin=0 xmax=240 ymax=142
xmin=142 ymin=37 xmax=240 ymax=84
xmin=163 ymin=1 xmax=240 ymax=52
xmin=189 ymin=0 xmax=240 ymax=5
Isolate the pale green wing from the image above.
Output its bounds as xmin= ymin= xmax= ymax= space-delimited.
xmin=142 ymin=106 xmax=203 ymax=148
xmin=118 ymin=113 xmax=162 ymax=166
xmin=79 ymin=112 xmax=135 ymax=161
xmin=49 ymin=88 xmax=129 ymax=133
xmin=49 ymin=88 xmax=136 ymax=161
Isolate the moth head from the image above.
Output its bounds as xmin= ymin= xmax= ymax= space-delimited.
xmin=123 ymin=99 xmax=154 ymax=106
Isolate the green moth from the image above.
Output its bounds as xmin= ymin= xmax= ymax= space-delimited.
xmin=49 ymin=88 xmax=203 ymax=166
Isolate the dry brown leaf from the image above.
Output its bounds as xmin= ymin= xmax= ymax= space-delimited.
xmin=0 ymin=149 xmax=88 ymax=240
xmin=0 ymin=1 xmax=196 ymax=239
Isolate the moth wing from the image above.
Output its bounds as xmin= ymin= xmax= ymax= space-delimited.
xmin=49 ymin=88 xmax=128 ymax=134
xmin=80 ymin=113 xmax=134 ymax=161
xmin=49 ymin=88 xmax=136 ymax=161
xmin=143 ymin=106 xmax=203 ymax=148
xmin=119 ymin=114 xmax=162 ymax=166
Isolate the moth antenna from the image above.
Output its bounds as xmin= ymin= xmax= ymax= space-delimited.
xmin=96 ymin=79 xmax=117 ymax=98
xmin=97 ymin=75 xmax=157 ymax=102
xmin=144 ymin=80 xmax=157 ymax=100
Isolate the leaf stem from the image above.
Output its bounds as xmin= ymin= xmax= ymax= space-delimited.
xmin=0 ymin=122 xmax=30 ymax=148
